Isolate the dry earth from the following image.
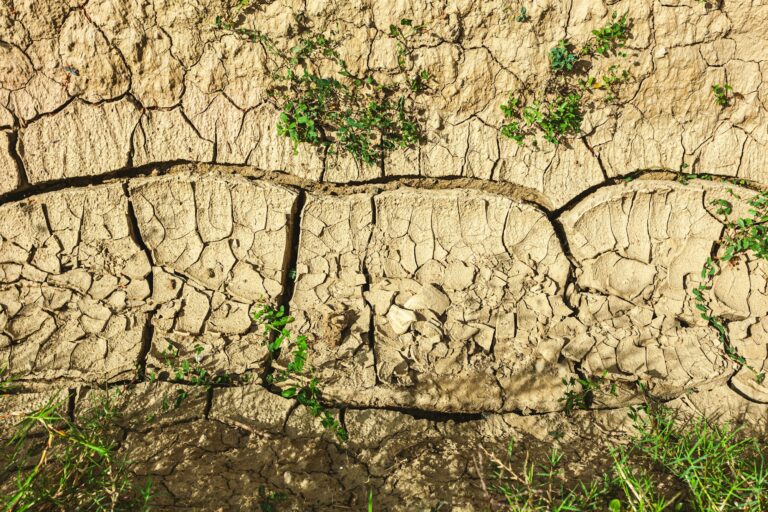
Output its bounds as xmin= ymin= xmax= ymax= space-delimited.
xmin=2 ymin=0 xmax=768 ymax=509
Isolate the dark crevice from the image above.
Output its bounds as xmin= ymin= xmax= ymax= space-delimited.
xmin=5 ymin=160 xmax=765 ymax=223
xmin=0 ymin=159 xmax=190 ymax=205
xmin=582 ymin=135 xmax=609 ymax=181
xmin=281 ymin=189 xmax=305 ymax=312
xmin=124 ymin=181 xmax=156 ymax=380
xmin=551 ymin=167 xmax=768 ymax=219
xmin=342 ymin=404 xmax=484 ymax=423
xmin=259 ymin=189 xmax=305 ymax=387
xmin=134 ymin=322 xmax=155 ymax=382
xmin=727 ymin=379 xmax=768 ymax=405
xmin=7 ymin=130 xmax=30 ymax=188
xmin=362 ymin=194 xmax=381 ymax=385
xmin=204 ymin=387 xmax=214 ymax=418
xmin=66 ymin=388 xmax=77 ymax=422
xmin=13 ymin=96 xmax=77 ymax=131
xmin=5 ymin=374 xmax=694 ymax=420
xmin=338 ymin=407 xmax=348 ymax=434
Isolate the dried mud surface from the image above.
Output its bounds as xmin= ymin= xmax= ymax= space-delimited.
xmin=2 ymin=0 xmax=768 ymax=509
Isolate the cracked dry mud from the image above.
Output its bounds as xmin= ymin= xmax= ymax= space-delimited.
xmin=2 ymin=0 xmax=768 ymax=509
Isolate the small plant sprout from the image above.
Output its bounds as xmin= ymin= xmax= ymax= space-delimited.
xmin=559 ymin=371 xmax=617 ymax=414
xmin=389 ymin=18 xmax=425 ymax=69
xmin=516 ymin=6 xmax=530 ymax=23
xmin=500 ymin=93 xmax=584 ymax=145
xmin=253 ymin=304 xmax=348 ymax=441
xmin=153 ymin=342 xmax=232 ymax=412
xmin=549 ymin=39 xmax=578 ymax=72
xmin=256 ymin=485 xmax=287 ymax=512
xmin=690 ymin=188 xmax=768 ymax=384
xmin=1 ymin=364 xmax=18 ymax=393
xmin=410 ymin=69 xmax=431 ymax=93
xmin=712 ymin=83 xmax=733 ymax=107
xmin=589 ymin=12 xmax=630 ymax=57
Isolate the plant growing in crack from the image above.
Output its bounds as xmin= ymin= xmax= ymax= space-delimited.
xmin=712 ymin=83 xmax=733 ymax=107
xmin=501 ymin=93 xmax=583 ymax=145
xmin=216 ymin=8 xmax=430 ymax=166
xmin=1 ymin=365 xmax=18 ymax=393
xmin=147 ymin=342 xmax=237 ymax=414
xmin=253 ymin=304 xmax=348 ymax=442
xmin=500 ymin=12 xmax=634 ymax=146
xmin=585 ymin=12 xmax=630 ymax=58
xmin=503 ymin=4 xmax=531 ymax=23
xmin=691 ymin=188 xmax=768 ymax=384
xmin=559 ymin=371 xmax=617 ymax=414
xmin=549 ymin=40 xmax=578 ymax=72
xmin=388 ymin=18 xmax=425 ymax=70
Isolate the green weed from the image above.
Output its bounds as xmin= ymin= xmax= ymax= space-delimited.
xmin=691 ymin=188 xmax=768 ymax=383
xmin=549 ymin=40 xmax=578 ymax=72
xmin=217 ymin=12 xmax=428 ymax=166
xmin=252 ymin=304 xmax=348 ymax=442
xmin=560 ymin=372 xmax=617 ymax=414
xmin=501 ymin=93 xmax=583 ymax=145
xmin=712 ymin=83 xmax=733 ymax=107
xmin=588 ymin=12 xmax=630 ymax=57
xmin=501 ymin=12 xmax=633 ymax=145
xmin=147 ymin=342 xmax=234 ymax=415
xmin=389 ymin=18 xmax=425 ymax=70
xmin=516 ymin=7 xmax=531 ymax=23
xmin=0 ymin=366 xmax=18 ymax=394
xmin=602 ymin=64 xmax=631 ymax=103
xmin=628 ymin=405 xmax=768 ymax=511
xmin=255 ymin=485 xmax=287 ymax=512
xmin=2 ymin=392 xmax=152 ymax=511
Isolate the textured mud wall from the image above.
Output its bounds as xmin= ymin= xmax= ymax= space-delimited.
xmin=2 ymin=0 xmax=768 ymax=508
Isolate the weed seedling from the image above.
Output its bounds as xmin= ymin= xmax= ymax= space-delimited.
xmin=589 ymin=12 xmax=630 ymax=57
xmin=559 ymin=371 xmax=616 ymax=414
xmin=255 ymin=485 xmax=287 ymax=512
xmin=1 ymin=365 xmax=18 ymax=393
xmin=253 ymin=304 xmax=348 ymax=441
xmin=712 ymin=83 xmax=733 ymax=107
xmin=389 ymin=18 xmax=425 ymax=69
xmin=691 ymin=188 xmax=768 ymax=383
xmin=549 ymin=40 xmax=578 ymax=72
xmin=501 ymin=93 xmax=583 ymax=145
xmin=151 ymin=342 xmax=232 ymax=412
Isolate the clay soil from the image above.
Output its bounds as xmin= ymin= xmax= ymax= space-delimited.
xmin=2 ymin=0 xmax=768 ymax=509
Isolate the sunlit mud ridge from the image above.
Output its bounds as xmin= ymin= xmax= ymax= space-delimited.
xmin=2 ymin=0 xmax=768 ymax=509
xmin=1 ymin=167 xmax=767 ymax=407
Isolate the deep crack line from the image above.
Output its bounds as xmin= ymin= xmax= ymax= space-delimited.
xmin=124 ymin=182 xmax=157 ymax=381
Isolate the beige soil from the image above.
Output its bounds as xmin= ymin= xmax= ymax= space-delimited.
xmin=2 ymin=0 xmax=768 ymax=509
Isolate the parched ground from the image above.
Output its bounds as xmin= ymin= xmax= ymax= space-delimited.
xmin=1 ymin=0 xmax=768 ymax=509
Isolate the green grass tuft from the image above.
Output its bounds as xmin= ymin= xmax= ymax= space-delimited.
xmin=1 ymin=391 xmax=152 ymax=511
xmin=484 ymin=404 xmax=768 ymax=511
